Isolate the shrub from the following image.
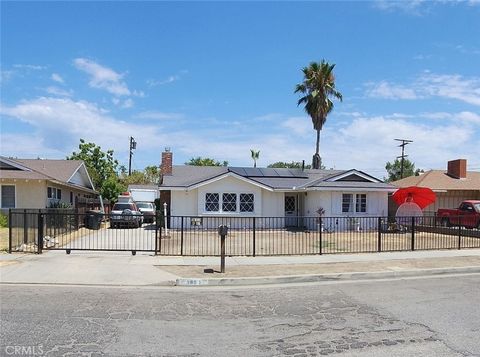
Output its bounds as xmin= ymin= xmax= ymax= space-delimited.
xmin=0 ymin=213 xmax=8 ymax=228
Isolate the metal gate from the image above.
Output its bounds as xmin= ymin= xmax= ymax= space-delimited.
xmin=8 ymin=210 xmax=160 ymax=254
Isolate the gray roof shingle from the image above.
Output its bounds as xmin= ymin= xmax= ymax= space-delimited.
xmin=160 ymin=165 xmax=394 ymax=190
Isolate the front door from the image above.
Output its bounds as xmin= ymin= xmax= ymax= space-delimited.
xmin=285 ymin=194 xmax=298 ymax=227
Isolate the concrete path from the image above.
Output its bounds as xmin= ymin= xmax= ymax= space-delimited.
xmin=1 ymin=249 xmax=480 ymax=287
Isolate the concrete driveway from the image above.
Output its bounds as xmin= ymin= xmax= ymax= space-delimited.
xmin=56 ymin=223 xmax=157 ymax=252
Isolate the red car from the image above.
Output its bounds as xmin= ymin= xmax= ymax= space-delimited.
xmin=437 ymin=200 xmax=480 ymax=229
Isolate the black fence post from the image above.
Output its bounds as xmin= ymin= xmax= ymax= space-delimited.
xmin=458 ymin=222 xmax=462 ymax=250
xmin=23 ymin=209 xmax=28 ymax=245
xmin=37 ymin=213 xmax=44 ymax=254
xmin=252 ymin=217 xmax=256 ymax=257
xmin=8 ymin=209 xmax=12 ymax=254
xmin=377 ymin=217 xmax=382 ymax=252
xmin=180 ymin=216 xmax=184 ymax=256
xmin=411 ymin=216 xmax=415 ymax=251
xmin=319 ymin=217 xmax=323 ymax=255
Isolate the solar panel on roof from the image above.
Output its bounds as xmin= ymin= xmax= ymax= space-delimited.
xmin=259 ymin=168 xmax=280 ymax=177
xmin=243 ymin=167 xmax=261 ymax=176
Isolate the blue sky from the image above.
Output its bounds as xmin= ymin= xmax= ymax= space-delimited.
xmin=1 ymin=1 xmax=479 ymax=177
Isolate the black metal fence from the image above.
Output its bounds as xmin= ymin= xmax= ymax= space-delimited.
xmin=7 ymin=210 xmax=480 ymax=255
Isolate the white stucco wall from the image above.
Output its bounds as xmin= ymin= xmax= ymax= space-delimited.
xmin=171 ymin=190 xmax=197 ymax=216
xmin=170 ymin=176 xmax=294 ymax=229
xmin=196 ymin=176 xmax=263 ymax=216
xmin=304 ymin=190 xmax=389 ymax=230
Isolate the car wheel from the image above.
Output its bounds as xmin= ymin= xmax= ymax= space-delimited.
xmin=111 ymin=223 xmax=116 ymax=229
xmin=441 ymin=218 xmax=450 ymax=227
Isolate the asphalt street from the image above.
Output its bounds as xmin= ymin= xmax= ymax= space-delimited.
xmin=1 ymin=274 xmax=479 ymax=357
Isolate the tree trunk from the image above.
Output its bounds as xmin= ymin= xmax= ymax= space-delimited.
xmin=312 ymin=128 xmax=321 ymax=169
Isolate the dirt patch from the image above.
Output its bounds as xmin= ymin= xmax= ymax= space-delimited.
xmin=0 ymin=228 xmax=8 ymax=251
xmin=156 ymin=255 xmax=480 ymax=278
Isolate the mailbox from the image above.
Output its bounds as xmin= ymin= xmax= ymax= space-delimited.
xmin=218 ymin=225 xmax=229 ymax=236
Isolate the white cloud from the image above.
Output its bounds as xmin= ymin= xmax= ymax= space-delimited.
xmin=418 ymin=73 xmax=480 ymax=106
xmin=147 ymin=70 xmax=188 ymax=87
xmin=1 ymin=95 xmax=478 ymax=176
xmin=0 ymin=97 xmax=160 ymax=156
xmin=281 ymin=116 xmax=312 ymax=136
xmin=373 ymin=0 xmax=428 ymax=15
xmin=13 ymin=64 xmax=46 ymax=70
xmin=366 ymin=73 xmax=480 ymax=106
xmin=365 ymin=81 xmax=419 ymax=100
xmin=73 ymin=58 xmax=131 ymax=96
xmin=45 ymin=86 xmax=73 ymax=97
xmin=121 ymin=98 xmax=134 ymax=109
xmin=374 ymin=0 xmax=479 ymax=15
xmin=51 ymin=73 xmax=64 ymax=84
xmin=135 ymin=111 xmax=184 ymax=120
xmin=0 ymin=70 xmax=15 ymax=83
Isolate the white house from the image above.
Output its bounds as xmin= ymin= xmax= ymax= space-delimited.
xmin=158 ymin=150 xmax=396 ymax=230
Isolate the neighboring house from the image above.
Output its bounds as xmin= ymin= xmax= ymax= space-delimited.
xmin=391 ymin=159 xmax=480 ymax=214
xmin=158 ymin=150 xmax=395 ymax=229
xmin=0 ymin=156 xmax=96 ymax=212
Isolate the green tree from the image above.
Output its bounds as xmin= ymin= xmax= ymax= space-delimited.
xmin=144 ymin=165 xmax=160 ymax=184
xmin=250 ymin=149 xmax=260 ymax=168
xmin=67 ymin=139 xmax=123 ymax=201
xmin=385 ymin=158 xmax=424 ymax=182
xmin=295 ymin=60 xmax=342 ymax=169
xmin=119 ymin=170 xmax=149 ymax=186
xmin=185 ymin=157 xmax=228 ymax=166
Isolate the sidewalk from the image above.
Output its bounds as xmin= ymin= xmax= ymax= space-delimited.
xmin=1 ymin=249 xmax=480 ymax=287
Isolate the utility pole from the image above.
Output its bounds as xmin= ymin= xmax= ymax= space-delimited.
xmin=128 ymin=136 xmax=137 ymax=175
xmin=395 ymin=138 xmax=413 ymax=179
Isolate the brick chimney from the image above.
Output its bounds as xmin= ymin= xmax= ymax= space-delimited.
xmin=447 ymin=159 xmax=467 ymax=179
xmin=160 ymin=148 xmax=173 ymax=176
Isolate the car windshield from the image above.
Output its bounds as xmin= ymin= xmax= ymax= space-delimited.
xmin=136 ymin=202 xmax=153 ymax=209
xmin=473 ymin=203 xmax=480 ymax=213
xmin=113 ymin=203 xmax=134 ymax=211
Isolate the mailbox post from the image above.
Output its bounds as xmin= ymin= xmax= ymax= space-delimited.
xmin=218 ymin=225 xmax=228 ymax=273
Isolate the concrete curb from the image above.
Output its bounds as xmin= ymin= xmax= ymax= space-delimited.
xmin=175 ymin=266 xmax=480 ymax=287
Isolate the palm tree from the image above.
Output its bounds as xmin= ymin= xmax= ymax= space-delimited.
xmin=295 ymin=60 xmax=342 ymax=169
xmin=250 ymin=149 xmax=260 ymax=168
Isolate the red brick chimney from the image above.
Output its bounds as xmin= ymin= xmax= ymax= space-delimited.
xmin=160 ymin=148 xmax=173 ymax=176
xmin=447 ymin=159 xmax=467 ymax=179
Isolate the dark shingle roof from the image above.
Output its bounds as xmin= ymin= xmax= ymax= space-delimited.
xmin=160 ymin=165 xmax=394 ymax=190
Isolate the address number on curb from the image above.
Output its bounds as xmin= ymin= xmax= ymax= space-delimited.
xmin=176 ymin=278 xmax=209 ymax=286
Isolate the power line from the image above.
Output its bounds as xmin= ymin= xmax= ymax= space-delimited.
xmin=395 ymin=138 xmax=413 ymax=179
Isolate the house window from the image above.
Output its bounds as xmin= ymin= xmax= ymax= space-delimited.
xmin=1 ymin=185 xmax=15 ymax=208
xmin=222 ymin=193 xmax=237 ymax=212
xmin=70 ymin=192 xmax=73 ymax=204
xmin=356 ymin=194 xmax=367 ymax=213
xmin=240 ymin=194 xmax=255 ymax=212
xmin=47 ymin=187 xmax=62 ymax=200
xmin=205 ymin=193 xmax=219 ymax=212
xmin=342 ymin=194 xmax=354 ymax=213
xmin=204 ymin=192 xmax=255 ymax=213
xmin=342 ymin=193 xmax=367 ymax=213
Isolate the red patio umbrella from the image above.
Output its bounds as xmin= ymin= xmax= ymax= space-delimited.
xmin=392 ymin=186 xmax=436 ymax=210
